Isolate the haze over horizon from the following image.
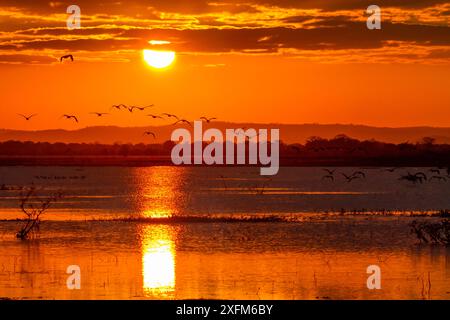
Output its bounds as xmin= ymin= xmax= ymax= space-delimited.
xmin=3 ymin=122 xmax=450 ymax=145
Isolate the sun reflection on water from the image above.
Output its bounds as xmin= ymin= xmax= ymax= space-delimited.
xmin=135 ymin=167 xmax=185 ymax=297
xmin=133 ymin=167 xmax=186 ymax=219
xmin=141 ymin=225 xmax=176 ymax=297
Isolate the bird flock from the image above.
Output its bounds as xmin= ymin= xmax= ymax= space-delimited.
xmin=397 ymin=168 xmax=450 ymax=183
xmin=321 ymin=169 xmax=366 ymax=182
xmin=321 ymin=167 xmax=450 ymax=183
xmin=17 ymin=101 xmax=217 ymax=140
xmin=14 ymin=54 xmax=219 ymax=139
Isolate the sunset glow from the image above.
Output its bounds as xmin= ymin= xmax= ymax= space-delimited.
xmin=0 ymin=1 xmax=448 ymax=130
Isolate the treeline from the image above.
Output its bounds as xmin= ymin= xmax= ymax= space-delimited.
xmin=0 ymin=135 xmax=450 ymax=166
xmin=283 ymin=135 xmax=450 ymax=157
xmin=0 ymin=140 xmax=176 ymax=156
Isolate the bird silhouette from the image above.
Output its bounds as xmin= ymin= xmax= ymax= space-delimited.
xmin=18 ymin=113 xmax=37 ymax=121
xmin=60 ymin=54 xmax=74 ymax=62
xmin=133 ymin=105 xmax=154 ymax=111
xmin=90 ymin=112 xmax=109 ymax=117
xmin=61 ymin=114 xmax=78 ymax=123
xmin=200 ymin=116 xmax=217 ymax=123
xmin=146 ymin=114 xmax=163 ymax=119
xmin=143 ymin=131 xmax=156 ymax=138
xmin=323 ymin=169 xmax=336 ymax=175
xmin=341 ymin=173 xmax=360 ymax=183
xmin=126 ymin=105 xmax=150 ymax=112
xmin=173 ymin=119 xmax=191 ymax=126
xmin=352 ymin=171 xmax=366 ymax=178
xmin=399 ymin=172 xmax=424 ymax=184
xmin=111 ymin=104 xmax=127 ymax=110
xmin=162 ymin=113 xmax=179 ymax=120
xmin=110 ymin=103 xmax=128 ymax=110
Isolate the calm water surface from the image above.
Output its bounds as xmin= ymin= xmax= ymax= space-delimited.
xmin=0 ymin=166 xmax=449 ymax=299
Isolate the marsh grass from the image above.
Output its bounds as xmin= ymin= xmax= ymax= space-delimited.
xmin=93 ymin=214 xmax=287 ymax=223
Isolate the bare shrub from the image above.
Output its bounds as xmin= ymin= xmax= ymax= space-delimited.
xmin=16 ymin=186 xmax=63 ymax=240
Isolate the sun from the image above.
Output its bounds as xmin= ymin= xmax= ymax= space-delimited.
xmin=143 ymin=50 xmax=175 ymax=69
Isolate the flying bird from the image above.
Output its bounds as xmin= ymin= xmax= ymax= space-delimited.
xmin=352 ymin=171 xmax=366 ymax=178
xmin=90 ymin=112 xmax=109 ymax=117
xmin=399 ymin=172 xmax=426 ymax=184
xmin=323 ymin=168 xmax=336 ymax=175
xmin=143 ymin=131 xmax=156 ymax=138
xmin=133 ymin=105 xmax=154 ymax=111
xmin=173 ymin=119 xmax=191 ymax=126
xmin=61 ymin=114 xmax=78 ymax=123
xmin=60 ymin=54 xmax=74 ymax=62
xmin=146 ymin=114 xmax=163 ymax=119
xmin=341 ymin=173 xmax=360 ymax=183
xmin=200 ymin=116 xmax=217 ymax=123
xmin=18 ymin=113 xmax=37 ymax=121
xmin=162 ymin=113 xmax=179 ymax=120
xmin=111 ymin=104 xmax=127 ymax=110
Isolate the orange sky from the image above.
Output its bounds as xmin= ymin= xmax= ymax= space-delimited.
xmin=1 ymin=0 xmax=450 ymax=130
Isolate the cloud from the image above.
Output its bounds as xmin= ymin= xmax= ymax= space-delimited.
xmin=0 ymin=1 xmax=449 ymax=64
xmin=4 ymin=22 xmax=449 ymax=52
xmin=1 ymin=0 xmax=450 ymax=16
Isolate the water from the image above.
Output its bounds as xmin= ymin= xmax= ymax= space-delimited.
xmin=0 ymin=166 xmax=449 ymax=299
xmin=0 ymin=166 xmax=449 ymax=220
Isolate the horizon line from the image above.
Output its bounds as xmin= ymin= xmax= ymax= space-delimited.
xmin=3 ymin=122 xmax=450 ymax=132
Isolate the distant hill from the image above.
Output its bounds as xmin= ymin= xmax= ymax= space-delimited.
xmin=1 ymin=123 xmax=450 ymax=144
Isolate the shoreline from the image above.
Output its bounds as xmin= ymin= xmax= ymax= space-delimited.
xmin=1 ymin=210 xmax=449 ymax=223
xmin=0 ymin=155 xmax=448 ymax=167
